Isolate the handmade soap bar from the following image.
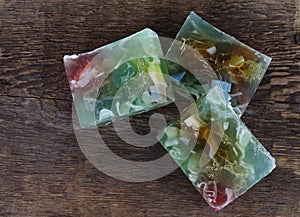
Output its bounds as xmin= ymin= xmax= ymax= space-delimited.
xmin=157 ymin=85 xmax=276 ymax=211
xmin=167 ymin=12 xmax=272 ymax=114
xmin=64 ymin=29 xmax=174 ymax=128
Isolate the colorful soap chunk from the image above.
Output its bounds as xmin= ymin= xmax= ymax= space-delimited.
xmin=157 ymin=85 xmax=276 ymax=211
xmin=64 ymin=29 xmax=174 ymax=128
xmin=167 ymin=12 xmax=272 ymax=114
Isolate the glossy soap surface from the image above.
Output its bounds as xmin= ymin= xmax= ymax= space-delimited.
xmin=64 ymin=29 xmax=174 ymax=128
xmin=167 ymin=12 xmax=272 ymax=114
xmin=158 ymin=86 xmax=276 ymax=211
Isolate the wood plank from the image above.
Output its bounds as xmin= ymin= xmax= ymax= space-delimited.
xmin=0 ymin=0 xmax=299 ymax=216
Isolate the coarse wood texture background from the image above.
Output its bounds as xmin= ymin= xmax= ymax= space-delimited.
xmin=0 ymin=0 xmax=299 ymax=216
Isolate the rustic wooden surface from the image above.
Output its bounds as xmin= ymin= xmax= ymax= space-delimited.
xmin=0 ymin=0 xmax=299 ymax=216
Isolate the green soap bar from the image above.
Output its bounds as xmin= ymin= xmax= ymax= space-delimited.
xmin=167 ymin=12 xmax=272 ymax=114
xmin=158 ymin=85 xmax=276 ymax=211
xmin=64 ymin=29 xmax=174 ymax=128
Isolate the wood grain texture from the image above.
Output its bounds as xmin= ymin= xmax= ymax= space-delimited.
xmin=0 ymin=0 xmax=299 ymax=216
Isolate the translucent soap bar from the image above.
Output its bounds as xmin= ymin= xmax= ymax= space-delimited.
xmin=157 ymin=85 xmax=276 ymax=211
xmin=64 ymin=29 xmax=174 ymax=128
xmin=167 ymin=12 xmax=272 ymax=114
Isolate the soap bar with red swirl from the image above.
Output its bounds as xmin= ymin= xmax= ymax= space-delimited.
xmin=64 ymin=29 xmax=174 ymax=128
xmin=157 ymin=85 xmax=276 ymax=211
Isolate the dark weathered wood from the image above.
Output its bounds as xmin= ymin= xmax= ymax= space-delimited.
xmin=0 ymin=0 xmax=299 ymax=216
